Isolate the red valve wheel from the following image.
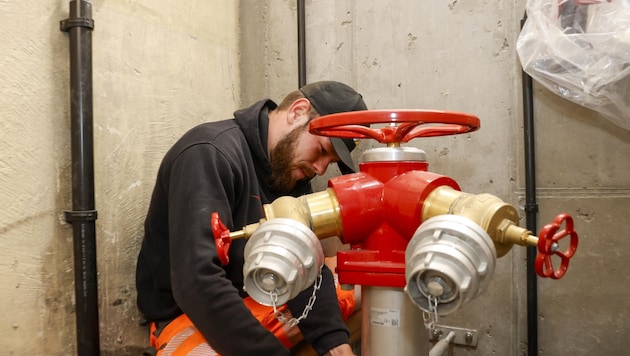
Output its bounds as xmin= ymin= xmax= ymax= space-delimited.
xmin=211 ymin=212 xmax=232 ymax=265
xmin=309 ymin=109 xmax=480 ymax=144
xmin=535 ymin=213 xmax=579 ymax=279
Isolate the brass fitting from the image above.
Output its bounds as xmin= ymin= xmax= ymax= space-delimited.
xmin=227 ymin=185 xmax=539 ymax=258
xmin=230 ymin=188 xmax=343 ymax=241
xmin=422 ymin=186 xmax=538 ymax=257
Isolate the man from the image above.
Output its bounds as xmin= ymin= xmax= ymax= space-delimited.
xmin=136 ymin=81 xmax=367 ymax=355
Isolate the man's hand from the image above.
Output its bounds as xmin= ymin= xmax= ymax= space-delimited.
xmin=324 ymin=343 xmax=355 ymax=356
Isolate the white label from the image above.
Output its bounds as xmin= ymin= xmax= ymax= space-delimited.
xmin=370 ymin=307 xmax=400 ymax=328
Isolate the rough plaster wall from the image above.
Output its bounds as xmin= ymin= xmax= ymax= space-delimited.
xmin=239 ymin=0 xmax=300 ymax=108
xmin=1 ymin=1 xmax=77 ymax=354
xmin=1 ymin=1 xmax=238 ymax=355
xmin=240 ymin=0 xmax=630 ymax=355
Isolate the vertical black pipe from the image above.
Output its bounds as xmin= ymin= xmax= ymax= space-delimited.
xmin=521 ymin=12 xmax=539 ymax=356
xmin=297 ymin=0 xmax=307 ymax=87
xmin=60 ymin=1 xmax=100 ymax=355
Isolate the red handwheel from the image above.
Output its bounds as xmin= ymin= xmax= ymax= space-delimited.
xmin=211 ymin=212 xmax=232 ymax=265
xmin=535 ymin=213 xmax=579 ymax=279
xmin=309 ymin=109 xmax=480 ymax=144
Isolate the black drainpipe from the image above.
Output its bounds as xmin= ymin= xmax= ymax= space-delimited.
xmin=297 ymin=0 xmax=307 ymax=87
xmin=521 ymin=12 xmax=539 ymax=356
xmin=60 ymin=1 xmax=101 ymax=355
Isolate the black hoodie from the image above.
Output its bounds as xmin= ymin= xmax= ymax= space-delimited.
xmin=135 ymin=99 xmax=349 ymax=355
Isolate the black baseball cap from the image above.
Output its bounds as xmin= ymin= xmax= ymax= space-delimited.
xmin=299 ymin=81 xmax=367 ymax=174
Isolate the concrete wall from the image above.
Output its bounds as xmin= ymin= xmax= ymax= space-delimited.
xmin=1 ymin=0 xmax=628 ymax=355
xmin=1 ymin=1 xmax=238 ymax=355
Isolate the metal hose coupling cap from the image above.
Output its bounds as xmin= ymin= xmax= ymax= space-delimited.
xmin=405 ymin=214 xmax=497 ymax=316
xmin=243 ymin=218 xmax=324 ymax=306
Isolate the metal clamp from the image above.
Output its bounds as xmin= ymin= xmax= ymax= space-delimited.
xmin=64 ymin=210 xmax=98 ymax=222
xmin=60 ymin=18 xmax=95 ymax=32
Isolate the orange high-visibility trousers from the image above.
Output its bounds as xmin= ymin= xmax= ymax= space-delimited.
xmin=149 ymin=298 xmax=300 ymax=355
xmin=149 ymin=282 xmax=356 ymax=355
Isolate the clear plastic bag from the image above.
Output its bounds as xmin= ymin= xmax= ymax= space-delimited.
xmin=517 ymin=0 xmax=630 ymax=129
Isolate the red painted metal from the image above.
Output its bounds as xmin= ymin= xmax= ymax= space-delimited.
xmin=535 ymin=213 xmax=578 ymax=279
xmin=312 ymin=110 xmax=480 ymax=287
xmin=327 ymin=173 xmax=384 ymax=245
xmin=211 ymin=212 xmax=231 ymax=265
xmin=332 ymin=164 xmax=461 ymax=287
xmin=309 ymin=109 xmax=480 ymax=143
xmin=383 ymin=171 xmax=460 ymax=239
xmin=359 ymin=160 xmax=428 ymax=183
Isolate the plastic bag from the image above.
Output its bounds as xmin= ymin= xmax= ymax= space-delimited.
xmin=517 ymin=0 xmax=630 ymax=130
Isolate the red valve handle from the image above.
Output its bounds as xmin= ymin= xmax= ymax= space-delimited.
xmin=211 ymin=212 xmax=232 ymax=265
xmin=535 ymin=213 xmax=579 ymax=279
xmin=309 ymin=109 xmax=480 ymax=144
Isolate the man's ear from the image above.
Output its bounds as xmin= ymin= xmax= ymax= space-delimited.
xmin=286 ymin=98 xmax=312 ymax=125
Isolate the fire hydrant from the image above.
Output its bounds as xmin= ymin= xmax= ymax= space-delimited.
xmin=212 ymin=110 xmax=578 ymax=356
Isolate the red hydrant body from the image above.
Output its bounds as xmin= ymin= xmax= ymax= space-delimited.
xmin=332 ymin=160 xmax=460 ymax=288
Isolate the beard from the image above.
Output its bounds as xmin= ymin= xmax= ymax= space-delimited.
xmin=268 ymin=125 xmax=313 ymax=193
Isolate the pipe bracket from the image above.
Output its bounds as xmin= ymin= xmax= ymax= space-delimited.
xmin=60 ymin=18 xmax=94 ymax=32
xmin=64 ymin=210 xmax=98 ymax=223
xmin=524 ymin=203 xmax=539 ymax=214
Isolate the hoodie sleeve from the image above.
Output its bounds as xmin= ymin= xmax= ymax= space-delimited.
xmin=167 ymin=143 xmax=289 ymax=356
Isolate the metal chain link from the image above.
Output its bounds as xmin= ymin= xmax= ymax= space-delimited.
xmin=270 ymin=266 xmax=323 ymax=327
xmin=422 ymin=294 xmax=439 ymax=331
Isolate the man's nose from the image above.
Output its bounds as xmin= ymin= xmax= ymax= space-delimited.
xmin=312 ymin=159 xmax=330 ymax=176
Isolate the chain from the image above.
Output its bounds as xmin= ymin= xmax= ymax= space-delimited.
xmin=270 ymin=266 xmax=323 ymax=327
xmin=422 ymin=294 xmax=439 ymax=331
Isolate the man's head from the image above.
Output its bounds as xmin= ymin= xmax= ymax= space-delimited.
xmin=268 ymin=81 xmax=367 ymax=193
xmin=299 ymin=81 xmax=367 ymax=174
